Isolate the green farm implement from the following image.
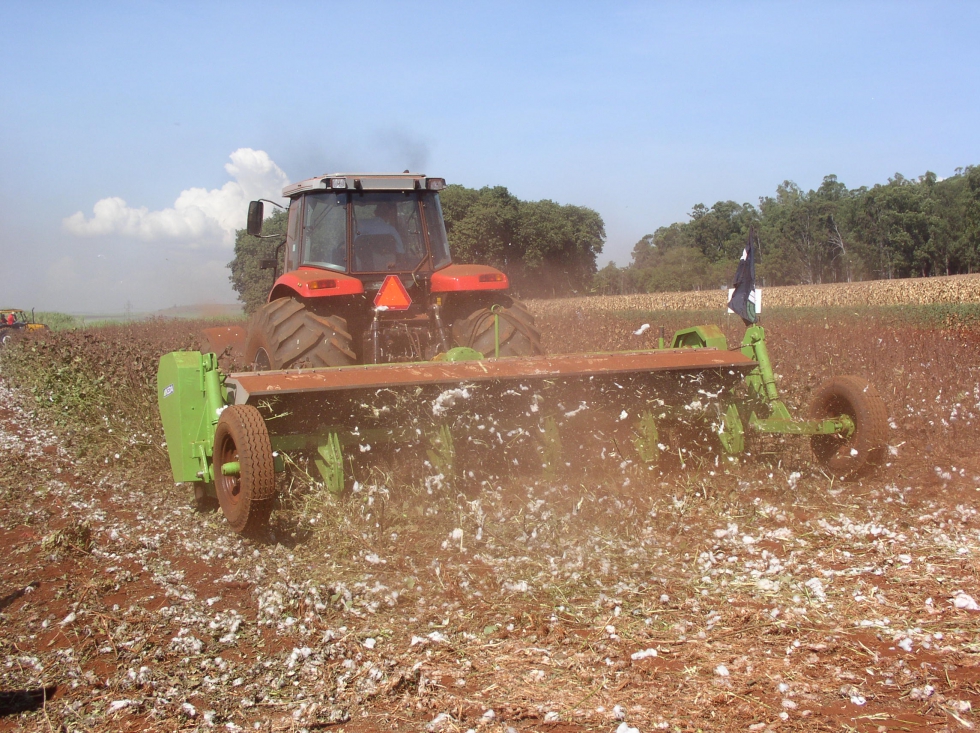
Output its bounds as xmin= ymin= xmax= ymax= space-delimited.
xmin=158 ymin=323 xmax=887 ymax=534
xmin=156 ymin=172 xmax=887 ymax=533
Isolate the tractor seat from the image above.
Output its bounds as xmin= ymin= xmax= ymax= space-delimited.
xmin=354 ymin=234 xmax=399 ymax=272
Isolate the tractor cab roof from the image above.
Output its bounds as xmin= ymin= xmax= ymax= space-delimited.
xmin=283 ymin=173 xmax=445 ymax=198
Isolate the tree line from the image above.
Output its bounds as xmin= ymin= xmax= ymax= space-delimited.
xmin=229 ymin=166 xmax=980 ymax=310
xmin=594 ymin=165 xmax=980 ymax=295
xmin=439 ymin=184 xmax=604 ymax=297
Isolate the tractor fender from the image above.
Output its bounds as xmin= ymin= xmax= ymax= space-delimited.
xmin=431 ymin=264 xmax=509 ymax=292
xmin=269 ymin=269 xmax=364 ymax=302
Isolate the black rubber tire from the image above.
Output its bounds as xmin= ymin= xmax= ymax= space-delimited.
xmin=213 ymin=405 xmax=276 ymax=534
xmin=0 ymin=330 xmax=21 ymax=347
xmin=245 ymin=298 xmax=356 ymax=370
xmin=809 ymin=376 xmax=888 ymax=480
xmin=451 ymin=301 xmax=544 ymax=357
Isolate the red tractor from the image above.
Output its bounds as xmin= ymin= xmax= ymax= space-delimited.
xmin=229 ymin=172 xmax=543 ymax=369
xmin=164 ymin=173 xmax=888 ymax=535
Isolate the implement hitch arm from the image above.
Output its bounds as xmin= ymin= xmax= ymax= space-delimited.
xmin=732 ymin=325 xmax=855 ymax=440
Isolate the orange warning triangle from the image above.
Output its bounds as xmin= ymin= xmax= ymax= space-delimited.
xmin=374 ymin=275 xmax=412 ymax=311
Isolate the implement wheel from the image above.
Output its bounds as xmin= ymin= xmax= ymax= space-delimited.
xmin=452 ymin=301 xmax=544 ymax=357
xmin=809 ymin=376 xmax=888 ymax=480
xmin=213 ymin=405 xmax=276 ymax=534
xmin=246 ymin=298 xmax=356 ymax=370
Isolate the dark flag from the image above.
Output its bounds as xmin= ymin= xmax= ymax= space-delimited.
xmin=728 ymin=229 xmax=758 ymax=326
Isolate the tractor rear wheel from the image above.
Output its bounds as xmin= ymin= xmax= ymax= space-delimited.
xmin=452 ymin=301 xmax=544 ymax=357
xmin=808 ymin=376 xmax=888 ymax=480
xmin=246 ymin=298 xmax=356 ymax=370
xmin=213 ymin=405 xmax=276 ymax=534
xmin=0 ymin=329 xmax=21 ymax=347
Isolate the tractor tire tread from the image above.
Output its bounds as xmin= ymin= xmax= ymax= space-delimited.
xmin=452 ymin=302 xmax=544 ymax=357
xmin=247 ymin=299 xmax=356 ymax=369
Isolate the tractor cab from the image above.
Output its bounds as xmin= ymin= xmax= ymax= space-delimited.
xmin=243 ymin=174 xmax=534 ymax=365
xmin=250 ymin=174 xmax=453 ymax=292
xmin=291 ymin=186 xmax=451 ymax=280
xmin=1 ymin=309 xmax=29 ymax=325
xmin=0 ymin=308 xmax=48 ymax=345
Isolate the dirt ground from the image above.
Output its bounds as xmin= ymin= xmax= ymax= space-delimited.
xmin=1 ymin=310 xmax=980 ymax=732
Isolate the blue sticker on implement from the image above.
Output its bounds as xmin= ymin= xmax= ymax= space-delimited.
xmin=163 ymin=384 xmax=174 ymax=398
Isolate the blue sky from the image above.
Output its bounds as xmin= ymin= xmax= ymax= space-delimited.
xmin=1 ymin=1 xmax=978 ymax=312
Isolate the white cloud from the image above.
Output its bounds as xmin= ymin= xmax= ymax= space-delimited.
xmin=63 ymin=148 xmax=288 ymax=246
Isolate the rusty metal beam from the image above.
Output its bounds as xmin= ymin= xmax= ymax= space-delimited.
xmin=226 ymin=349 xmax=756 ymax=403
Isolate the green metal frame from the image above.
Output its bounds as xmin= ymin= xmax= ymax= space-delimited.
xmin=632 ymin=410 xmax=661 ymax=464
xmin=671 ymin=324 xmax=728 ymax=350
xmin=718 ymin=403 xmax=744 ymax=454
xmin=657 ymin=323 xmax=855 ymax=456
xmin=426 ymin=423 xmax=456 ymax=479
xmin=157 ymin=322 xmax=859 ymax=493
xmin=732 ymin=325 xmax=854 ymax=442
xmin=539 ymin=415 xmax=562 ymax=479
xmin=490 ymin=304 xmax=503 ymax=358
xmin=314 ymin=433 xmax=345 ymax=494
xmin=157 ymin=351 xmax=229 ymax=489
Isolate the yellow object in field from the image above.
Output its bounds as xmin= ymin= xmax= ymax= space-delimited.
xmin=0 ymin=308 xmax=49 ymax=345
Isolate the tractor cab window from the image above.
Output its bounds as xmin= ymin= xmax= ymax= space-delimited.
xmin=422 ymin=193 xmax=452 ymax=269
xmin=285 ymin=197 xmax=303 ymax=272
xmin=352 ymin=193 xmax=426 ymax=273
xmin=302 ymin=193 xmax=347 ymax=271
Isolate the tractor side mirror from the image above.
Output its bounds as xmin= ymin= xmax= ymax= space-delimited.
xmin=258 ymin=258 xmax=276 ymax=270
xmin=247 ymin=201 xmax=264 ymax=236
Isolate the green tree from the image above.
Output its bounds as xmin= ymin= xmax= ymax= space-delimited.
xmin=757 ymin=182 xmax=845 ymax=285
xmin=514 ymin=199 xmax=605 ymax=295
xmin=687 ymin=200 xmax=758 ymax=262
xmin=965 ymin=166 xmax=980 ymax=271
xmin=592 ymin=261 xmax=632 ymax=295
xmin=652 ymin=223 xmax=693 ymax=251
xmin=441 ymin=184 xmax=605 ymax=297
xmin=605 ymin=164 xmax=980 ymax=293
xmin=440 ymin=184 xmax=519 ymax=266
xmin=630 ymin=234 xmax=657 ymax=268
xmin=642 ymin=247 xmax=712 ymax=291
xmin=228 ymin=208 xmax=288 ymax=314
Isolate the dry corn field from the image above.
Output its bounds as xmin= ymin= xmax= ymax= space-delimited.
xmin=530 ymin=273 xmax=980 ymax=315
xmin=2 ymin=280 xmax=980 ymax=733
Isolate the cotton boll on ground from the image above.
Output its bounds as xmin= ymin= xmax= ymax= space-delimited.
xmin=3 ymin=303 xmax=980 ymax=731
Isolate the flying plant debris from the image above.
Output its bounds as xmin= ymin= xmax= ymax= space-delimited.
xmin=157 ymin=320 xmax=889 ymax=534
xmin=156 ymin=172 xmax=889 ymax=534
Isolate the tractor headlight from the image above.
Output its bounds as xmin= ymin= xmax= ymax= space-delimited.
xmin=329 ymin=177 xmax=348 ymax=190
xmin=426 ymin=178 xmax=446 ymax=191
